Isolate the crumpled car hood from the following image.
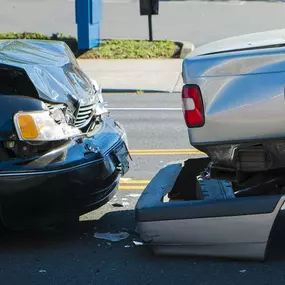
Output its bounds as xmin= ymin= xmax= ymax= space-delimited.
xmin=189 ymin=29 xmax=285 ymax=57
xmin=0 ymin=40 xmax=98 ymax=106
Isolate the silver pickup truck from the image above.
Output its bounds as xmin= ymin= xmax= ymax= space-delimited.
xmin=136 ymin=29 xmax=285 ymax=261
xmin=182 ymin=28 xmax=285 ymax=189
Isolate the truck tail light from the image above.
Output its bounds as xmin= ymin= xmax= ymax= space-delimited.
xmin=182 ymin=85 xmax=205 ymax=128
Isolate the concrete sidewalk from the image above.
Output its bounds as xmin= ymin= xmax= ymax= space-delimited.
xmin=77 ymin=59 xmax=184 ymax=93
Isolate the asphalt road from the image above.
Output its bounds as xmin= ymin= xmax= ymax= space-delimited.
xmin=1 ymin=0 xmax=285 ymax=46
xmin=2 ymin=93 xmax=285 ymax=284
xmin=106 ymin=93 xmax=194 ymax=180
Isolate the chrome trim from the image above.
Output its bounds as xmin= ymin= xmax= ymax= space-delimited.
xmin=74 ymin=103 xmax=96 ymax=128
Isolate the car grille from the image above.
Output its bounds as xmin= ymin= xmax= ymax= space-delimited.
xmin=74 ymin=103 xmax=95 ymax=128
xmin=46 ymin=102 xmax=95 ymax=129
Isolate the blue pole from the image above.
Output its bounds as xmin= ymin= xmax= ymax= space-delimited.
xmin=75 ymin=0 xmax=101 ymax=50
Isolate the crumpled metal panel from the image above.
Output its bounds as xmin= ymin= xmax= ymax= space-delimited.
xmin=0 ymin=40 xmax=98 ymax=106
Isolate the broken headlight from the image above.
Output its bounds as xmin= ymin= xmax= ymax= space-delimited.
xmin=14 ymin=110 xmax=81 ymax=141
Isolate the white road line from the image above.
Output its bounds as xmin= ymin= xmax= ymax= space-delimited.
xmin=109 ymin=107 xmax=181 ymax=111
xmin=209 ymin=0 xmax=245 ymax=5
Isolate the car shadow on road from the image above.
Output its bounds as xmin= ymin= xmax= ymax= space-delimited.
xmin=1 ymin=207 xmax=285 ymax=263
xmin=0 ymin=209 xmax=138 ymax=253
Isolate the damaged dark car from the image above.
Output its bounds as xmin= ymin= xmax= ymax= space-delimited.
xmin=0 ymin=40 xmax=130 ymax=230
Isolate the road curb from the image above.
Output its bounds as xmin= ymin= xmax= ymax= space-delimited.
xmin=90 ymin=41 xmax=193 ymax=94
xmin=179 ymin=41 xmax=195 ymax=59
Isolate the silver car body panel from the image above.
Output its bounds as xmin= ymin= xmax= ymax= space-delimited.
xmin=190 ymin=29 xmax=285 ymax=57
xmin=135 ymin=161 xmax=285 ymax=260
xmin=182 ymin=29 xmax=285 ymax=147
xmin=138 ymin=210 xmax=279 ymax=260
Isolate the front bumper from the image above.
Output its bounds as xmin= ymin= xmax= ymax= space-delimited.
xmin=0 ymin=116 xmax=130 ymax=230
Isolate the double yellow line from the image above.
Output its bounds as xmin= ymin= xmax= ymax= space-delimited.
xmin=118 ymin=148 xmax=205 ymax=190
xmin=119 ymin=179 xmax=150 ymax=190
xmin=129 ymin=148 xmax=203 ymax=156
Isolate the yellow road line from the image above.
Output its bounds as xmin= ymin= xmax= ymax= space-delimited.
xmin=119 ymin=180 xmax=150 ymax=184
xmin=130 ymin=151 xmax=201 ymax=154
xmin=117 ymin=148 xmax=204 ymax=189
xmin=118 ymin=185 xmax=146 ymax=190
xmin=130 ymin=149 xmax=202 ymax=153
xmin=129 ymin=149 xmax=204 ymax=156
xmin=130 ymin=152 xmax=202 ymax=156
xmin=131 ymin=152 xmax=196 ymax=156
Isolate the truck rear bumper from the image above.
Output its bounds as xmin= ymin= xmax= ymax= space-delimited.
xmin=135 ymin=158 xmax=285 ymax=261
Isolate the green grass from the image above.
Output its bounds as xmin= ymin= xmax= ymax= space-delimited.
xmin=0 ymin=32 xmax=78 ymax=54
xmin=78 ymin=39 xmax=180 ymax=59
xmin=0 ymin=32 xmax=71 ymax=41
xmin=0 ymin=32 xmax=180 ymax=59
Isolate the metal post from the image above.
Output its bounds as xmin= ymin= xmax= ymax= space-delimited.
xmin=148 ymin=14 xmax=153 ymax=42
